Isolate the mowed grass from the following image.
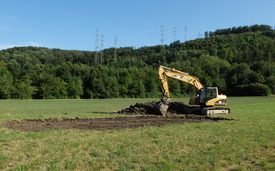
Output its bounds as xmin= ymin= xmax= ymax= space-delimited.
xmin=0 ymin=97 xmax=275 ymax=170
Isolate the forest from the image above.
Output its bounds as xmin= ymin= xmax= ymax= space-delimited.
xmin=0 ymin=24 xmax=275 ymax=99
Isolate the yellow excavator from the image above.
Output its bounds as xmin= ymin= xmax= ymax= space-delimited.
xmin=153 ymin=65 xmax=230 ymax=116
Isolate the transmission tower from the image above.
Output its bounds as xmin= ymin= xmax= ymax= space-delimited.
xmin=185 ymin=25 xmax=187 ymax=42
xmin=174 ymin=27 xmax=177 ymax=42
xmin=161 ymin=25 xmax=164 ymax=46
xmin=95 ymin=28 xmax=99 ymax=65
xmin=196 ymin=32 xmax=203 ymax=38
xmin=114 ymin=36 xmax=117 ymax=63
xmin=100 ymin=34 xmax=104 ymax=65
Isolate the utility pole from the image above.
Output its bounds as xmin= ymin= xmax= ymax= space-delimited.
xmin=100 ymin=34 xmax=104 ymax=65
xmin=114 ymin=36 xmax=117 ymax=63
xmin=161 ymin=25 xmax=164 ymax=47
xmin=174 ymin=27 xmax=177 ymax=42
xmin=95 ymin=28 xmax=99 ymax=65
xmin=185 ymin=25 xmax=187 ymax=42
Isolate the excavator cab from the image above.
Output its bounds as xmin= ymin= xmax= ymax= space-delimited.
xmin=200 ymin=87 xmax=217 ymax=103
xmin=198 ymin=87 xmax=228 ymax=107
xmin=189 ymin=87 xmax=218 ymax=106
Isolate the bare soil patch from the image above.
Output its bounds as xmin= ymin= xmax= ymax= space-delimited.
xmin=0 ymin=115 xmax=233 ymax=132
xmin=0 ymin=101 xmax=234 ymax=132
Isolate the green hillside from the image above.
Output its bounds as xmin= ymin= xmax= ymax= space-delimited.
xmin=0 ymin=24 xmax=275 ymax=99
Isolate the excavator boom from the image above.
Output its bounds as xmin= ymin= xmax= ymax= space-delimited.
xmin=157 ymin=65 xmax=204 ymax=100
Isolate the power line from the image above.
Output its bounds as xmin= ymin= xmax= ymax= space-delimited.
xmin=174 ymin=27 xmax=177 ymax=42
xmin=185 ymin=25 xmax=187 ymax=42
xmin=95 ymin=28 xmax=99 ymax=65
xmin=114 ymin=36 xmax=117 ymax=63
xmin=100 ymin=34 xmax=104 ymax=65
xmin=161 ymin=25 xmax=164 ymax=46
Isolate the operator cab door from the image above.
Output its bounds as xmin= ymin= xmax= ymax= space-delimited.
xmin=199 ymin=87 xmax=218 ymax=106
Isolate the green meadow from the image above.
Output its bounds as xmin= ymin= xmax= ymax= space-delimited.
xmin=0 ymin=97 xmax=275 ymax=170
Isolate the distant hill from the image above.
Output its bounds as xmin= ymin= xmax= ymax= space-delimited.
xmin=0 ymin=24 xmax=274 ymax=99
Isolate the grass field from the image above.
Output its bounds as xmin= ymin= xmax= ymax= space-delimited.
xmin=0 ymin=97 xmax=275 ymax=170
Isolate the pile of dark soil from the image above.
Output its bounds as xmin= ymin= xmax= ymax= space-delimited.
xmin=116 ymin=101 xmax=191 ymax=115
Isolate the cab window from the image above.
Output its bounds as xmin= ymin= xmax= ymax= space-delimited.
xmin=206 ymin=88 xmax=217 ymax=100
xmin=199 ymin=89 xmax=205 ymax=103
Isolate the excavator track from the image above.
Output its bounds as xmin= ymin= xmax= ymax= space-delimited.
xmin=201 ymin=107 xmax=230 ymax=116
xmin=153 ymin=102 xmax=231 ymax=116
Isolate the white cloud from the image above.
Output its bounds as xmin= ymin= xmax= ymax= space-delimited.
xmin=30 ymin=42 xmax=42 ymax=46
xmin=0 ymin=42 xmax=43 ymax=50
xmin=0 ymin=44 xmax=21 ymax=50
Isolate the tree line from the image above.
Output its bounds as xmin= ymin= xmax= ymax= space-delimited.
xmin=0 ymin=24 xmax=274 ymax=99
xmin=204 ymin=24 xmax=274 ymax=38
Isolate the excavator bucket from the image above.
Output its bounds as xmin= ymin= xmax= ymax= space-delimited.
xmin=153 ymin=102 xmax=169 ymax=116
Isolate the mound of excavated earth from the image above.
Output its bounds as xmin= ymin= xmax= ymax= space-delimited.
xmin=0 ymin=115 xmax=234 ymax=132
xmin=116 ymin=101 xmax=192 ymax=116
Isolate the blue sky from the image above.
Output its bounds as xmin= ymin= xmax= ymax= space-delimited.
xmin=1 ymin=0 xmax=274 ymax=51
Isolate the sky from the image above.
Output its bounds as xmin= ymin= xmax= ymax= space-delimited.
xmin=0 ymin=0 xmax=275 ymax=51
